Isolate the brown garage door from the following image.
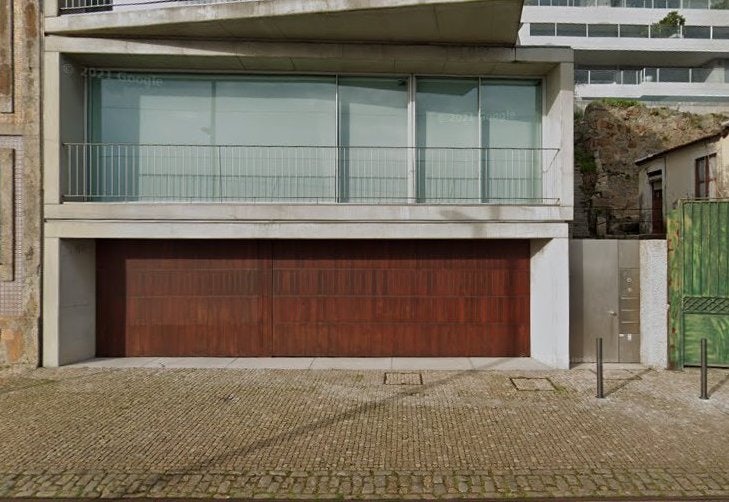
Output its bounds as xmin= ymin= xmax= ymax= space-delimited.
xmin=96 ymin=240 xmax=530 ymax=357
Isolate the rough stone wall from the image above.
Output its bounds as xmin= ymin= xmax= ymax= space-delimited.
xmin=574 ymin=101 xmax=729 ymax=237
xmin=0 ymin=0 xmax=41 ymax=367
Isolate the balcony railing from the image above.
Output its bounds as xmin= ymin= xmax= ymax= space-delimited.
xmin=62 ymin=144 xmax=561 ymax=205
xmin=575 ymin=67 xmax=717 ymax=85
xmin=59 ymin=0 xmax=247 ymax=14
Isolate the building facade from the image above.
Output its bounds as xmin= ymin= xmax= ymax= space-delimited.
xmin=42 ymin=0 xmax=574 ymax=368
xmin=0 ymin=0 xmax=42 ymax=367
xmin=519 ymin=1 xmax=729 ymax=110
xmin=637 ymin=124 xmax=729 ymax=234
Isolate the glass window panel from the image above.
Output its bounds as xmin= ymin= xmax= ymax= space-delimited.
xmin=686 ymin=0 xmax=709 ymax=7
xmin=589 ymin=69 xmax=619 ymax=84
xmin=530 ymin=23 xmax=556 ymax=35
xmin=658 ymin=68 xmax=690 ymax=82
xmin=667 ymin=0 xmax=680 ymax=6
xmin=620 ymin=24 xmax=649 ymax=37
xmin=711 ymin=0 xmax=729 ymax=8
xmin=416 ymin=78 xmax=479 ymax=203
xmin=481 ymin=80 xmax=542 ymax=203
xmin=89 ymin=75 xmax=215 ymax=201
xmin=556 ymin=23 xmax=587 ymax=36
xmin=214 ymin=76 xmax=336 ymax=202
xmin=588 ymin=24 xmax=619 ymax=37
xmin=684 ymin=25 xmax=711 ymax=38
xmin=713 ymin=26 xmax=729 ymax=38
xmin=575 ymin=69 xmax=589 ymax=84
xmin=215 ymin=76 xmax=335 ymax=146
xmin=621 ymin=69 xmax=640 ymax=84
xmin=338 ymin=77 xmax=409 ymax=202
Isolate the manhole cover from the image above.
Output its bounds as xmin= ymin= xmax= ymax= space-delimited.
xmin=384 ymin=372 xmax=423 ymax=385
xmin=510 ymin=377 xmax=555 ymax=391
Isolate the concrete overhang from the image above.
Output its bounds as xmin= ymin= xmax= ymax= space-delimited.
xmin=47 ymin=36 xmax=572 ymax=75
xmin=46 ymin=0 xmax=524 ymax=46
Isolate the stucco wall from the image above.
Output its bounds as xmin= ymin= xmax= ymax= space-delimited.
xmin=640 ymin=239 xmax=668 ymax=369
xmin=0 ymin=0 xmax=42 ymax=367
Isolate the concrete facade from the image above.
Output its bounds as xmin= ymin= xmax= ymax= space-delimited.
xmin=41 ymin=0 xmax=575 ymax=368
xmin=0 ymin=0 xmax=42 ymax=367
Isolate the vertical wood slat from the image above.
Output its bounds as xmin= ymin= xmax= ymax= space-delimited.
xmin=97 ymin=239 xmax=531 ymax=358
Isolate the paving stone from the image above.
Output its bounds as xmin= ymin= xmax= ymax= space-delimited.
xmin=0 ymin=367 xmax=726 ymax=498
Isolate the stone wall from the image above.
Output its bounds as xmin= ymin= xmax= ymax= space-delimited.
xmin=574 ymin=101 xmax=729 ymax=237
xmin=0 ymin=0 xmax=41 ymax=367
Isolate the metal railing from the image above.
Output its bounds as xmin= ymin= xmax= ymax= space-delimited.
xmin=62 ymin=144 xmax=561 ymax=205
xmin=575 ymin=67 xmax=716 ymax=85
xmin=59 ymin=0 xmax=249 ymax=14
xmin=529 ymin=22 xmax=729 ymax=40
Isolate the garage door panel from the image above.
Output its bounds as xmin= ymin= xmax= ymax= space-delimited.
xmin=98 ymin=239 xmax=530 ymax=358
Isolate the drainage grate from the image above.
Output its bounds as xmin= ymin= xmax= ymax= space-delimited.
xmin=510 ymin=377 xmax=556 ymax=391
xmin=384 ymin=372 xmax=423 ymax=385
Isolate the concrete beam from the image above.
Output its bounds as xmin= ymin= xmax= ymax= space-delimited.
xmin=46 ymin=0 xmax=523 ymax=46
xmin=45 ymin=203 xmax=573 ymax=223
xmin=44 ymin=220 xmax=570 ymax=240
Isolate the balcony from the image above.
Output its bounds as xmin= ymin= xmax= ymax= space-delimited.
xmin=62 ymin=144 xmax=560 ymax=205
xmin=47 ymin=0 xmax=523 ymax=46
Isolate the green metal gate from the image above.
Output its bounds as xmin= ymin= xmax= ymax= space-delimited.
xmin=668 ymin=200 xmax=729 ymax=368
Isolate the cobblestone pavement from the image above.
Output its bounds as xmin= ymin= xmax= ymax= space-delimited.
xmin=0 ymin=365 xmax=728 ymax=499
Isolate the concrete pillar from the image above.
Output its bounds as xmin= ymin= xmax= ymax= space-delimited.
xmin=43 ymin=238 xmax=96 ymax=367
xmin=530 ymin=237 xmax=570 ymax=369
xmin=640 ymin=239 xmax=668 ymax=368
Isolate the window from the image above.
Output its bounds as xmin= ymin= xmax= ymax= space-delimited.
xmin=695 ymin=154 xmax=716 ymax=198
xmin=588 ymin=24 xmax=619 ymax=37
xmin=530 ymin=23 xmax=556 ymax=36
xmin=620 ymin=24 xmax=649 ymax=38
xmin=87 ymin=73 xmax=542 ymax=204
xmin=556 ymin=23 xmax=587 ymax=36
xmin=713 ymin=26 xmax=729 ymax=38
xmin=683 ymin=25 xmax=711 ymax=38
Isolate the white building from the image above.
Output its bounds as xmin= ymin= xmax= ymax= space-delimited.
xmin=519 ymin=0 xmax=729 ymax=110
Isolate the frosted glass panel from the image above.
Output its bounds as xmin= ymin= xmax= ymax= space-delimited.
xmin=215 ymin=76 xmax=336 ymax=201
xmin=90 ymin=77 xmax=215 ymax=201
xmin=338 ymin=77 xmax=409 ymax=202
xmin=416 ymin=78 xmax=479 ymax=202
xmin=482 ymin=80 xmax=542 ymax=203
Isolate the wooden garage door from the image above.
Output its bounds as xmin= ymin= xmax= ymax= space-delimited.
xmin=97 ymin=240 xmax=530 ymax=357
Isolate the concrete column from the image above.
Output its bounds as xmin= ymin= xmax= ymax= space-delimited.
xmin=43 ymin=238 xmax=96 ymax=367
xmin=530 ymin=237 xmax=570 ymax=369
xmin=640 ymin=239 xmax=668 ymax=368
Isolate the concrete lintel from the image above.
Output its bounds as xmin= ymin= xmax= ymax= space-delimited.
xmin=44 ymin=220 xmax=569 ymax=240
xmin=46 ymin=37 xmax=564 ymax=68
xmin=45 ymin=202 xmax=572 ymax=223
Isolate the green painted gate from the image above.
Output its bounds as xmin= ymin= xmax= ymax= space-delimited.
xmin=668 ymin=200 xmax=729 ymax=368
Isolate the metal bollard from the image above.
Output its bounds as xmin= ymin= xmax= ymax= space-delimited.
xmin=596 ymin=337 xmax=604 ymax=399
xmin=700 ymin=338 xmax=709 ymax=400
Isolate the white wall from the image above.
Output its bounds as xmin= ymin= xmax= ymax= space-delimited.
xmin=640 ymin=239 xmax=667 ymax=368
xmin=530 ymin=237 xmax=570 ymax=368
xmin=43 ymin=238 xmax=96 ymax=367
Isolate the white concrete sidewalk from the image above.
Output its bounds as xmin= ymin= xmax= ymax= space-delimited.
xmin=67 ymin=357 xmax=554 ymax=371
